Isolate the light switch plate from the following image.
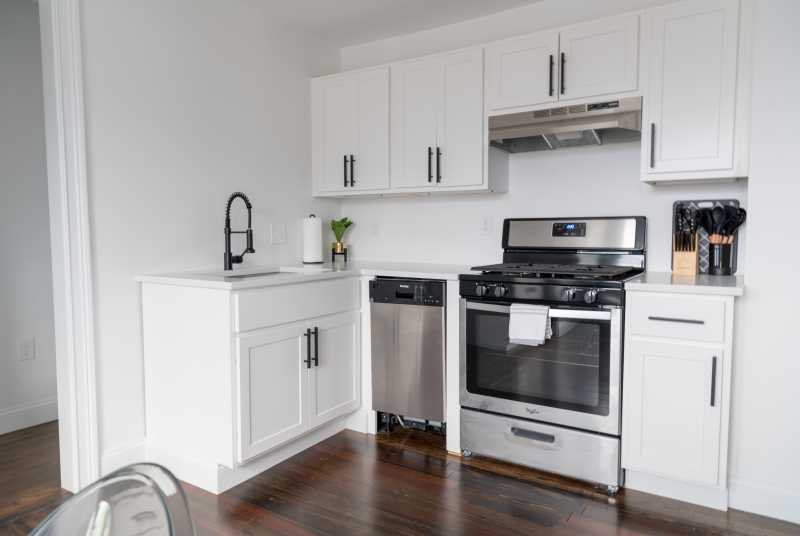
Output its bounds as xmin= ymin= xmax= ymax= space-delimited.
xmin=20 ymin=338 xmax=36 ymax=361
xmin=271 ymin=223 xmax=287 ymax=245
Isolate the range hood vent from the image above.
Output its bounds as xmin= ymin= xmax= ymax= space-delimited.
xmin=490 ymin=96 xmax=642 ymax=153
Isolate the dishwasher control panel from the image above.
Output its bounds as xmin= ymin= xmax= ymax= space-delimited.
xmin=369 ymin=278 xmax=445 ymax=306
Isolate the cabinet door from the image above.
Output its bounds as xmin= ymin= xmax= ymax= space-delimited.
xmin=643 ymin=0 xmax=739 ymax=174
xmin=438 ymin=48 xmax=484 ymax=188
xmin=308 ymin=311 xmax=360 ymax=429
xmin=486 ymin=31 xmax=559 ymax=111
xmin=236 ymin=322 xmax=310 ymax=463
xmin=353 ymin=68 xmax=390 ymax=191
xmin=312 ymin=75 xmax=356 ymax=193
xmin=391 ymin=58 xmax=441 ymax=188
xmin=622 ymin=339 xmax=722 ymax=486
xmin=558 ymin=14 xmax=639 ymax=100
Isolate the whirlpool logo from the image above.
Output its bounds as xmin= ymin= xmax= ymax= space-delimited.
xmin=525 ymin=407 xmax=541 ymax=415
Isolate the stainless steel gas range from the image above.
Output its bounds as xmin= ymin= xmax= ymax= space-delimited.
xmin=459 ymin=216 xmax=647 ymax=494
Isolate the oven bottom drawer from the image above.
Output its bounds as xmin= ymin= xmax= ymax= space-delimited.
xmin=460 ymin=408 xmax=621 ymax=488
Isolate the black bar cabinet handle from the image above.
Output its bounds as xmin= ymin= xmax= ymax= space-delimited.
xmin=436 ymin=147 xmax=442 ymax=183
xmin=650 ymin=123 xmax=656 ymax=168
xmin=710 ymin=356 xmax=717 ymax=407
xmin=303 ymin=329 xmax=312 ymax=369
xmin=560 ymin=52 xmax=565 ymax=95
xmin=647 ymin=315 xmax=705 ymax=325
xmin=349 ymin=155 xmax=355 ymax=187
xmin=511 ymin=427 xmax=555 ymax=444
xmin=312 ymin=327 xmax=319 ymax=367
xmin=548 ymin=54 xmax=554 ymax=97
xmin=427 ymin=147 xmax=433 ymax=182
xmin=343 ymin=155 xmax=348 ymax=187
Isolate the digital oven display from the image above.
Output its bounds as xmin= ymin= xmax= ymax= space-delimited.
xmin=552 ymin=222 xmax=586 ymax=237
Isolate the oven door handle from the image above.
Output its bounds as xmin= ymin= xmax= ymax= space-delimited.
xmin=466 ymin=301 xmax=612 ymax=321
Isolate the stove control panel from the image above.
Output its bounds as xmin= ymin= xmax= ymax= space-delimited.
xmin=459 ymin=280 xmax=623 ymax=308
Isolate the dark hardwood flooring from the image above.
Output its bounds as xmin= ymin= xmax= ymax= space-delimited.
xmin=1 ymin=422 xmax=798 ymax=535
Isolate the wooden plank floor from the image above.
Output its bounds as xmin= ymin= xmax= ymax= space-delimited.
xmin=1 ymin=422 xmax=798 ymax=535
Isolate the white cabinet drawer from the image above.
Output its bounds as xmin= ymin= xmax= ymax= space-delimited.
xmin=627 ymin=292 xmax=725 ymax=344
xmin=234 ymin=277 xmax=359 ymax=332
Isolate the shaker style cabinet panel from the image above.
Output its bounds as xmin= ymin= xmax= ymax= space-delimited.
xmin=622 ymin=340 xmax=723 ymax=486
xmin=312 ymin=67 xmax=390 ymax=194
xmin=485 ymin=14 xmax=639 ymax=113
xmin=642 ymin=0 xmax=743 ymax=180
xmin=439 ymin=49 xmax=485 ymax=188
xmin=308 ymin=311 xmax=361 ymax=428
xmin=485 ymin=31 xmax=559 ymax=111
xmin=558 ymin=15 xmax=639 ymax=101
xmin=391 ymin=48 xmax=485 ymax=190
xmin=237 ymin=322 xmax=310 ymax=464
xmin=390 ymin=58 xmax=442 ymax=189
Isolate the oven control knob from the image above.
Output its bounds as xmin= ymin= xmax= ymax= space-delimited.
xmin=475 ymin=284 xmax=487 ymax=297
xmin=493 ymin=285 xmax=508 ymax=298
xmin=584 ymin=289 xmax=599 ymax=304
xmin=562 ymin=288 xmax=577 ymax=300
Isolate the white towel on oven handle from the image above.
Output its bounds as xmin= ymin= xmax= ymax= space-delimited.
xmin=508 ymin=303 xmax=552 ymax=346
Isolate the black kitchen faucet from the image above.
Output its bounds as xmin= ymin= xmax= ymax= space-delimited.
xmin=224 ymin=191 xmax=255 ymax=270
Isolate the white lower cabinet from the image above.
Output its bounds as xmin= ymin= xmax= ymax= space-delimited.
xmin=237 ymin=311 xmax=360 ymax=464
xmin=622 ymin=287 xmax=737 ymax=510
xmin=622 ymin=340 xmax=722 ymax=485
xmin=308 ymin=312 xmax=360 ymax=428
xmin=141 ymin=276 xmax=361 ymax=494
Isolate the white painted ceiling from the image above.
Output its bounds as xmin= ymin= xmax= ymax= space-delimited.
xmin=266 ymin=0 xmax=543 ymax=47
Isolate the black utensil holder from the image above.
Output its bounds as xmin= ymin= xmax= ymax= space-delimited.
xmin=708 ymin=244 xmax=733 ymax=276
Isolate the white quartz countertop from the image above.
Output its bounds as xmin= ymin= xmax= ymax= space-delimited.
xmin=625 ymin=271 xmax=744 ymax=297
xmin=136 ymin=261 xmax=475 ymax=290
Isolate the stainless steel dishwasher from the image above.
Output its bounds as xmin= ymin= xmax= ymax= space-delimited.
xmin=370 ymin=277 xmax=445 ymax=423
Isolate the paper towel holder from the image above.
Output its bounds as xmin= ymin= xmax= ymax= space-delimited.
xmin=302 ymin=214 xmax=324 ymax=264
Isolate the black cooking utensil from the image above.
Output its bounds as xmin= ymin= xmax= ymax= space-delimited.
xmin=712 ymin=206 xmax=725 ymax=235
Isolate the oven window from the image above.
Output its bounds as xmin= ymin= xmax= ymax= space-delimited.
xmin=466 ymin=307 xmax=610 ymax=415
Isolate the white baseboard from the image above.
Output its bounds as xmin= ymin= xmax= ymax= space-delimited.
xmin=0 ymin=398 xmax=58 ymax=435
xmin=101 ymin=439 xmax=147 ymax=475
xmin=625 ymin=470 xmax=729 ymax=511
xmin=729 ymin=478 xmax=800 ymax=525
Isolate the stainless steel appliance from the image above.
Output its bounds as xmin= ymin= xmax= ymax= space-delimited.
xmin=459 ymin=216 xmax=647 ymax=493
xmin=371 ymin=278 xmax=446 ymax=423
xmin=490 ymin=96 xmax=642 ymax=153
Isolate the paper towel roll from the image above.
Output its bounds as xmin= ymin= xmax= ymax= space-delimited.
xmin=302 ymin=214 xmax=323 ymax=264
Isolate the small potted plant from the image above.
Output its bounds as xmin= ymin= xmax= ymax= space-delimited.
xmin=330 ymin=217 xmax=353 ymax=261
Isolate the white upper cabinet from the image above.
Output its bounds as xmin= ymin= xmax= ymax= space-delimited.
xmin=391 ymin=48 xmax=485 ymax=190
xmin=391 ymin=58 xmax=442 ymax=189
xmin=642 ymin=0 xmax=745 ymax=181
xmin=312 ymin=67 xmax=389 ymax=194
xmin=558 ymin=15 xmax=639 ymax=101
xmin=485 ymin=31 xmax=559 ymax=111
xmin=485 ymin=14 xmax=639 ymax=113
xmin=439 ymin=49 xmax=485 ymax=188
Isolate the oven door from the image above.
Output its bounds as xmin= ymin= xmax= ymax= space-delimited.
xmin=460 ymin=300 xmax=622 ymax=435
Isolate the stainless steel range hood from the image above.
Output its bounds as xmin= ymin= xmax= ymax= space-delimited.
xmin=489 ymin=96 xmax=642 ymax=153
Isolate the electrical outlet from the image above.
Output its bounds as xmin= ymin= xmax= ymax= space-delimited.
xmin=271 ymin=223 xmax=287 ymax=245
xmin=20 ymin=338 xmax=36 ymax=361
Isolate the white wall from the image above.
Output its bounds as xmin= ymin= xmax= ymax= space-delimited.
xmin=726 ymin=0 xmax=800 ymax=524
xmin=341 ymin=143 xmax=746 ymax=271
xmin=341 ymin=0 xmax=672 ymax=70
xmin=0 ymin=0 xmax=58 ymax=434
xmin=79 ymin=0 xmax=339 ymax=469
